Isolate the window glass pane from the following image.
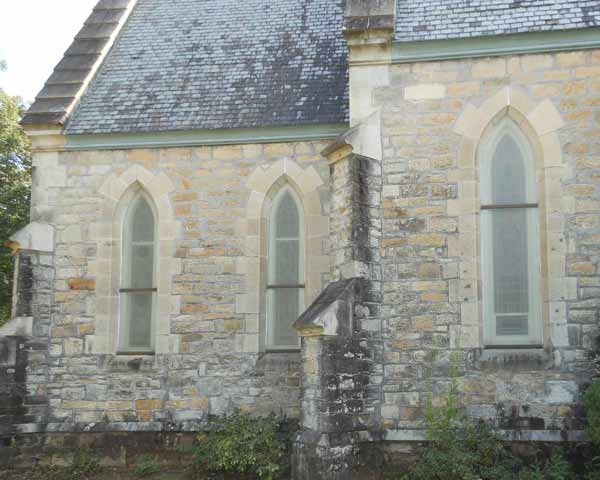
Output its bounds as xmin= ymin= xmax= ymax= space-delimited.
xmin=121 ymin=193 xmax=156 ymax=351
xmin=491 ymin=208 xmax=529 ymax=336
xmin=275 ymin=192 xmax=300 ymax=238
xmin=269 ymin=288 xmax=302 ymax=346
xmin=274 ymin=239 xmax=299 ymax=284
xmin=130 ymin=244 xmax=154 ymax=288
xmin=132 ymin=198 xmax=154 ymax=242
xmin=491 ymin=135 xmax=527 ymax=204
xmin=123 ymin=292 xmax=153 ymax=349
xmin=497 ymin=315 xmax=529 ymax=336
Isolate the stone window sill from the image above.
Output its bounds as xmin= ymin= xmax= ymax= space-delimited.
xmin=264 ymin=348 xmax=301 ymax=354
xmin=116 ymin=351 xmax=155 ymax=356
xmin=474 ymin=347 xmax=551 ymax=370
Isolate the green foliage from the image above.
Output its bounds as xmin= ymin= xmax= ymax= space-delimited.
xmin=0 ymin=87 xmax=31 ymax=325
xmin=407 ymin=382 xmax=516 ymax=480
xmin=584 ymin=462 xmax=600 ymax=480
xmin=193 ymin=409 xmax=287 ymax=480
xmin=517 ymin=452 xmax=573 ymax=480
xmin=393 ymin=383 xmax=578 ymax=480
xmin=584 ymin=347 xmax=600 ymax=449
xmin=134 ymin=454 xmax=161 ymax=477
xmin=584 ymin=377 xmax=600 ymax=448
xmin=44 ymin=450 xmax=101 ymax=480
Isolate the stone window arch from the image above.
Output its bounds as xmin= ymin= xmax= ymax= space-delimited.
xmin=265 ymin=181 xmax=305 ymax=349
xmin=237 ymin=159 xmax=329 ymax=353
xmin=91 ymin=165 xmax=181 ymax=355
xmin=119 ymin=189 xmax=158 ymax=353
xmin=479 ymin=117 xmax=542 ymax=346
xmin=451 ymin=86 xmax=569 ymax=349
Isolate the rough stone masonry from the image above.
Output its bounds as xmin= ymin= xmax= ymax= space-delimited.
xmin=2 ymin=0 xmax=600 ymax=478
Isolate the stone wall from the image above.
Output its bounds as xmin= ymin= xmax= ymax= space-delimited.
xmin=373 ymin=49 xmax=600 ymax=435
xmin=5 ymin=44 xmax=600 ymax=479
xmin=0 ymin=250 xmax=53 ymax=435
xmin=20 ymin=140 xmax=330 ymax=430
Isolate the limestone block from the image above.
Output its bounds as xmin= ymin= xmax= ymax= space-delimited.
xmin=527 ymin=99 xmax=565 ymax=135
xmin=480 ymin=86 xmax=510 ymax=118
xmin=404 ymin=83 xmax=446 ymax=101
xmin=350 ymin=65 xmax=390 ymax=123
xmin=64 ymin=338 xmax=84 ymax=356
xmin=8 ymin=222 xmax=55 ymax=253
xmin=156 ymin=334 xmax=180 ymax=354
xmin=59 ymin=225 xmax=83 ymax=243
xmin=544 ymin=381 xmax=578 ymax=404
xmin=550 ymin=322 xmax=569 ymax=348
xmin=296 ymin=166 xmax=324 ymax=194
xmin=472 ymin=58 xmax=506 ymax=78
xmin=235 ymin=334 xmax=259 ymax=353
xmin=33 ymin=152 xmax=67 ymax=188
xmin=246 ymin=191 xmax=266 ymax=218
xmin=0 ymin=317 xmax=33 ymax=336
xmin=236 ymin=293 xmax=259 ymax=314
xmin=245 ymin=314 xmax=259 ymax=333
xmin=454 ymin=104 xmax=487 ymax=140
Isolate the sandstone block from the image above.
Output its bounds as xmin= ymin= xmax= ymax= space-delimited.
xmin=68 ymin=278 xmax=96 ymax=291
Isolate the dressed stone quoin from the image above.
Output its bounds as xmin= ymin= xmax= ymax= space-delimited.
xmin=2 ymin=0 xmax=599 ymax=478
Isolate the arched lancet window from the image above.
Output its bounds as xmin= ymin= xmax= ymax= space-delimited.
xmin=120 ymin=192 xmax=157 ymax=353
xmin=480 ymin=119 xmax=542 ymax=346
xmin=266 ymin=186 xmax=304 ymax=349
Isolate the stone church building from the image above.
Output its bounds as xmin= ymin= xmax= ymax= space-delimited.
xmin=2 ymin=0 xmax=600 ymax=477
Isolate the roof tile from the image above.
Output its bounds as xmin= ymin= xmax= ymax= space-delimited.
xmin=395 ymin=0 xmax=600 ymax=41
xmin=66 ymin=0 xmax=348 ymax=134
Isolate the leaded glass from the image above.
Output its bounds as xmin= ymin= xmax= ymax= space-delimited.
xmin=120 ymin=194 xmax=156 ymax=351
xmin=267 ymin=188 xmax=303 ymax=348
xmin=481 ymin=123 xmax=541 ymax=345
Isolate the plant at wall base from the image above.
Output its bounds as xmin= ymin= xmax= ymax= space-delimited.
xmin=583 ymin=335 xmax=600 ymax=480
xmin=44 ymin=450 xmax=101 ymax=480
xmin=517 ymin=452 xmax=574 ymax=480
xmin=192 ymin=409 xmax=287 ymax=480
xmin=133 ymin=454 xmax=161 ymax=477
xmin=406 ymin=382 xmax=517 ymax=480
xmin=389 ymin=382 xmax=579 ymax=480
xmin=585 ymin=365 xmax=600 ymax=448
xmin=0 ymin=84 xmax=31 ymax=326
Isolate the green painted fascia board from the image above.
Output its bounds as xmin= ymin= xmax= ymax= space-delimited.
xmin=393 ymin=27 xmax=600 ymax=63
xmin=65 ymin=123 xmax=349 ymax=150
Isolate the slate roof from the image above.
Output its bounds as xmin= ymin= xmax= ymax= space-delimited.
xmin=395 ymin=0 xmax=600 ymax=41
xmin=65 ymin=0 xmax=348 ymax=134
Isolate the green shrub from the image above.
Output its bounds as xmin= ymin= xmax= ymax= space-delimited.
xmin=193 ymin=409 xmax=287 ymax=480
xmin=45 ymin=450 xmax=101 ymax=480
xmin=394 ymin=383 xmax=578 ymax=480
xmin=518 ymin=452 xmax=574 ymax=480
xmin=407 ymin=383 xmax=516 ymax=480
xmin=584 ymin=376 xmax=600 ymax=448
xmin=134 ymin=454 xmax=161 ymax=477
xmin=585 ymin=464 xmax=600 ymax=480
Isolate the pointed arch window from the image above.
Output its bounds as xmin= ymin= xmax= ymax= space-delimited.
xmin=266 ymin=186 xmax=304 ymax=349
xmin=480 ymin=120 xmax=542 ymax=346
xmin=119 ymin=192 xmax=157 ymax=353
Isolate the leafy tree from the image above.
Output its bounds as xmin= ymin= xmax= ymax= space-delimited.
xmin=0 ymin=80 xmax=31 ymax=323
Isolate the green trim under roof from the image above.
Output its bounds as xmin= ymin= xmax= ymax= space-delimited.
xmin=65 ymin=123 xmax=349 ymax=150
xmin=392 ymin=27 xmax=600 ymax=63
